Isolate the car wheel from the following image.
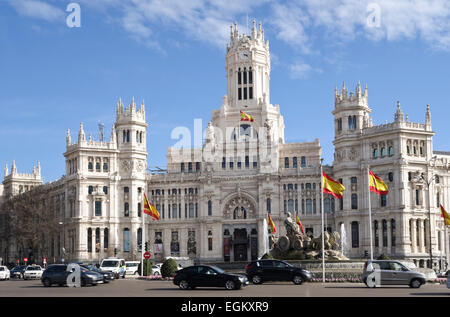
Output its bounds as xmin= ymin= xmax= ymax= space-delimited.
xmin=225 ymin=280 xmax=236 ymax=290
xmin=293 ymin=275 xmax=304 ymax=285
xmin=410 ymin=279 xmax=421 ymax=289
xmin=251 ymin=275 xmax=262 ymax=285
xmin=43 ymin=278 xmax=51 ymax=287
xmin=179 ymin=280 xmax=190 ymax=290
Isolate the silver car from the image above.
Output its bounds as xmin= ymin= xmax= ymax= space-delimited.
xmin=362 ymin=260 xmax=426 ymax=288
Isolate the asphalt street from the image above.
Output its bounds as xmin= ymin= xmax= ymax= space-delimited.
xmin=0 ymin=277 xmax=448 ymax=297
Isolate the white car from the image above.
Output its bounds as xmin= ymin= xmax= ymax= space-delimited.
xmin=0 ymin=266 xmax=10 ymax=280
xmin=23 ymin=265 xmax=43 ymax=280
xmin=151 ymin=265 xmax=161 ymax=276
xmin=100 ymin=258 xmax=126 ymax=279
xmin=125 ymin=261 xmax=140 ymax=275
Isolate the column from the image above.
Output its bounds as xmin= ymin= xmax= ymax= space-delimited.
xmin=180 ymin=227 xmax=187 ymax=258
xmin=410 ymin=219 xmax=416 ymax=253
xmin=378 ymin=222 xmax=383 ymax=254
xmin=91 ymin=229 xmax=96 ymax=260
xmin=100 ymin=228 xmax=104 ymax=260
xmin=419 ymin=219 xmax=425 ymax=253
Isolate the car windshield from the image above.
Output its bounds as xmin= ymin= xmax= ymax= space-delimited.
xmin=101 ymin=261 xmax=119 ymax=267
xmin=210 ymin=266 xmax=225 ymax=274
xmin=126 ymin=263 xmax=139 ymax=267
xmin=0 ymin=267 xmax=4 ymax=271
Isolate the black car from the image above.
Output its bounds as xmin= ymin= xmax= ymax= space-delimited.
xmin=10 ymin=265 xmax=27 ymax=279
xmin=246 ymin=259 xmax=312 ymax=285
xmin=81 ymin=265 xmax=114 ymax=283
xmin=173 ymin=265 xmax=248 ymax=290
xmin=41 ymin=264 xmax=104 ymax=287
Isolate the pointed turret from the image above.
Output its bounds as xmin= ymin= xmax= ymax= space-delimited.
xmin=36 ymin=161 xmax=41 ymax=176
xmin=11 ymin=160 xmax=17 ymax=175
xmin=394 ymin=101 xmax=404 ymax=122
xmin=4 ymin=163 xmax=8 ymax=177
xmin=251 ymin=19 xmax=257 ymax=39
xmin=425 ymin=104 xmax=431 ymax=130
xmin=78 ymin=123 xmax=85 ymax=142
xmin=356 ymin=80 xmax=362 ymax=98
xmin=110 ymin=124 xmax=116 ymax=143
xmin=66 ymin=129 xmax=71 ymax=146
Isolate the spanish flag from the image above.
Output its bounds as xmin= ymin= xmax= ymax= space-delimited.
xmin=322 ymin=172 xmax=345 ymax=199
xmin=440 ymin=205 xmax=450 ymax=226
xmin=144 ymin=193 xmax=160 ymax=220
xmin=296 ymin=213 xmax=304 ymax=235
xmin=267 ymin=213 xmax=276 ymax=234
xmin=369 ymin=170 xmax=389 ymax=195
xmin=240 ymin=110 xmax=254 ymax=122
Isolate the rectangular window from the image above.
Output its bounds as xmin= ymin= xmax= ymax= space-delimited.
xmin=243 ymin=70 xmax=247 ymax=84
xmin=284 ymin=157 xmax=289 ymax=168
xmin=208 ymin=237 xmax=213 ymax=251
xmin=238 ymin=88 xmax=242 ymax=100
xmin=138 ymin=203 xmax=142 ymax=217
xmin=351 ymin=222 xmax=359 ymax=248
xmin=249 ymin=70 xmax=253 ymax=84
xmin=95 ymin=201 xmax=101 ymax=217
xmin=351 ymin=194 xmax=358 ymax=210
xmin=181 ymin=163 xmax=185 ymax=172
xmin=267 ymin=198 xmax=271 ymax=213
xmin=293 ymin=157 xmax=298 ymax=168
xmin=238 ymin=71 xmax=241 ymax=85
xmin=249 ymin=87 xmax=253 ymax=99
xmin=196 ymin=162 xmax=200 ymax=172
xmin=243 ymin=87 xmax=247 ymax=100
xmin=188 ymin=162 xmax=193 ymax=173
xmin=380 ymin=195 xmax=387 ymax=207
xmin=245 ymin=156 xmax=249 ymax=168
xmin=222 ymin=157 xmax=226 ymax=169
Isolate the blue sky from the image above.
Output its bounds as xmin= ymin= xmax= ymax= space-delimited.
xmin=1 ymin=0 xmax=450 ymax=182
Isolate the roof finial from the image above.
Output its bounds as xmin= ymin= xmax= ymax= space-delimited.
xmin=426 ymin=104 xmax=431 ymax=125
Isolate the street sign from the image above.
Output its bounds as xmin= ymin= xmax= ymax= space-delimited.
xmin=144 ymin=252 xmax=151 ymax=260
xmin=43 ymin=257 xmax=47 ymax=264
xmin=24 ymin=258 xmax=28 ymax=262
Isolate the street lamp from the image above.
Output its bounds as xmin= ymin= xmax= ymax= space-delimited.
xmin=59 ymin=221 xmax=66 ymax=262
xmin=413 ymin=156 xmax=438 ymax=270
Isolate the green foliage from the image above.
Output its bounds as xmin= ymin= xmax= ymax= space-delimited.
xmin=137 ymin=259 xmax=153 ymax=276
xmin=261 ymin=253 xmax=274 ymax=259
xmin=161 ymin=258 xmax=178 ymax=278
xmin=377 ymin=253 xmax=391 ymax=260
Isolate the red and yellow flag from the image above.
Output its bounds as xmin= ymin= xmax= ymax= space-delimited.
xmin=369 ymin=170 xmax=389 ymax=195
xmin=296 ymin=213 xmax=304 ymax=235
xmin=322 ymin=172 xmax=346 ymax=199
xmin=440 ymin=205 xmax=450 ymax=226
xmin=144 ymin=193 xmax=160 ymax=220
xmin=267 ymin=213 xmax=276 ymax=234
xmin=240 ymin=110 xmax=254 ymax=122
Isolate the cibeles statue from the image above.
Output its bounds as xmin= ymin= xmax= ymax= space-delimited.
xmin=270 ymin=213 xmax=348 ymax=261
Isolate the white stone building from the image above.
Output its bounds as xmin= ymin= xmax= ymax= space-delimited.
xmin=1 ymin=22 xmax=449 ymax=269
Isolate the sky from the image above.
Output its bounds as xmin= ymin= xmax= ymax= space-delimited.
xmin=1 ymin=0 xmax=450 ymax=183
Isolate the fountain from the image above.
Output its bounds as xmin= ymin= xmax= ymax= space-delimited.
xmin=261 ymin=218 xmax=269 ymax=257
xmin=340 ymin=223 xmax=347 ymax=258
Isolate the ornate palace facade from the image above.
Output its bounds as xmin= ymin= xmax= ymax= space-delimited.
xmin=1 ymin=22 xmax=449 ymax=269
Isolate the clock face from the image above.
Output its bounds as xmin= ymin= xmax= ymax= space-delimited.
xmin=239 ymin=51 xmax=249 ymax=60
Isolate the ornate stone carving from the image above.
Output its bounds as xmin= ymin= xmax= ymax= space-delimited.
xmin=223 ymin=195 xmax=256 ymax=219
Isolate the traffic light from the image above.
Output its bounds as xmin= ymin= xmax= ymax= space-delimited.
xmin=145 ymin=242 xmax=149 ymax=252
xmin=114 ymin=248 xmax=117 ymax=256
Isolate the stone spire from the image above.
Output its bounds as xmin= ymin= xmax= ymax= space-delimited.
xmin=110 ymin=124 xmax=116 ymax=143
xmin=394 ymin=101 xmax=404 ymax=122
xmin=341 ymin=81 xmax=347 ymax=98
xmin=66 ymin=129 xmax=71 ymax=146
xmin=251 ymin=19 xmax=257 ymax=39
xmin=11 ymin=160 xmax=17 ymax=175
xmin=356 ymin=80 xmax=362 ymax=98
xmin=425 ymin=104 xmax=431 ymax=125
xmin=4 ymin=163 xmax=8 ymax=177
xmin=78 ymin=123 xmax=85 ymax=142
xmin=37 ymin=161 xmax=41 ymax=176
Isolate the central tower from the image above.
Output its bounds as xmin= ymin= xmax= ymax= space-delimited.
xmin=226 ymin=20 xmax=271 ymax=109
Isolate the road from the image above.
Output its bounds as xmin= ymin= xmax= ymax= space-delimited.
xmin=0 ymin=277 xmax=448 ymax=297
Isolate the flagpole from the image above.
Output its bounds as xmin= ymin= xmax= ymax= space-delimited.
xmin=446 ymin=225 xmax=449 ymax=271
xmin=367 ymin=166 xmax=374 ymax=261
xmin=320 ymin=159 xmax=325 ymax=283
xmin=141 ymin=195 xmax=145 ymax=277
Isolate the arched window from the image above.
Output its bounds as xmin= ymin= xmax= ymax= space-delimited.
xmin=243 ymin=67 xmax=247 ymax=84
xmin=238 ymin=68 xmax=241 ymax=85
xmin=137 ymin=228 xmax=142 ymax=250
xmin=389 ymin=146 xmax=394 ymax=156
xmin=374 ymin=220 xmax=379 ymax=247
xmin=248 ymin=67 xmax=253 ymax=84
xmin=172 ymin=204 xmax=177 ymax=218
xmin=88 ymin=162 xmax=93 ymax=171
xmin=391 ymin=219 xmax=396 ymax=247
xmin=373 ymin=148 xmax=379 ymax=158
xmin=189 ymin=203 xmax=194 ymax=218
xmin=87 ymin=228 xmax=92 ymax=253
xmin=306 ymin=199 xmax=312 ymax=214
xmin=95 ymin=228 xmax=100 ymax=252
xmin=351 ymin=221 xmax=359 ymax=248
xmin=382 ymin=220 xmax=388 ymax=247
xmin=103 ymin=186 xmax=108 ymax=194
xmin=104 ymin=228 xmax=109 ymax=249
xmin=381 ymin=147 xmax=386 ymax=157
xmin=88 ymin=186 xmax=93 ymax=195
xmin=124 ymin=202 xmax=129 ymax=217
xmin=388 ymin=172 xmax=393 ymax=182
xmin=123 ymin=228 xmax=130 ymax=252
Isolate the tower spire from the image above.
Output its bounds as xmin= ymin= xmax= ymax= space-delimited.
xmin=78 ymin=122 xmax=85 ymax=142
xmin=4 ymin=163 xmax=8 ymax=177
xmin=12 ymin=160 xmax=17 ymax=175
xmin=425 ymin=104 xmax=431 ymax=126
xmin=394 ymin=101 xmax=404 ymax=122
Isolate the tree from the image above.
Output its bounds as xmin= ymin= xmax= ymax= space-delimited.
xmin=3 ymin=186 xmax=60 ymax=264
xmin=161 ymin=258 xmax=178 ymax=278
xmin=137 ymin=259 xmax=153 ymax=276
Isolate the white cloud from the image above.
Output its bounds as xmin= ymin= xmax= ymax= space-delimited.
xmin=8 ymin=0 xmax=64 ymax=22
xmin=289 ymin=61 xmax=322 ymax=79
